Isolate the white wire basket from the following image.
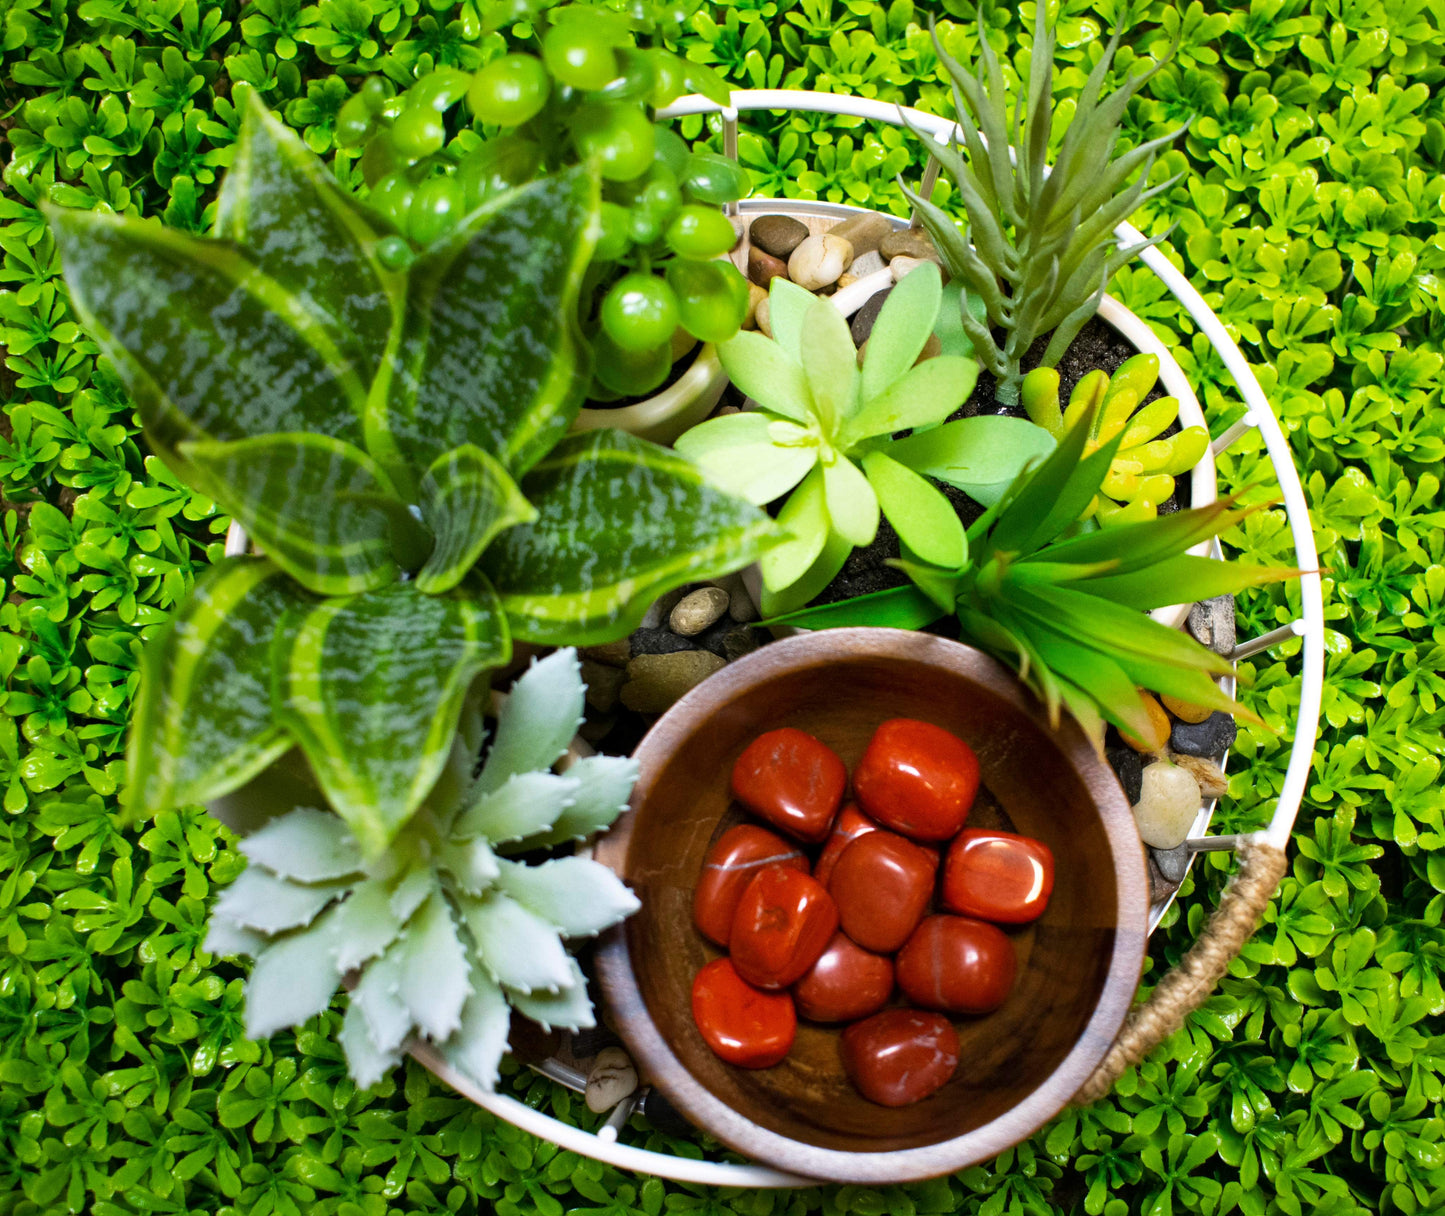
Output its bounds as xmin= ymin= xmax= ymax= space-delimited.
xmin=225 ymin=89 xmax=1325 ymax=1188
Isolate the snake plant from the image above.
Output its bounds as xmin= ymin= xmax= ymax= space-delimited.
xmin=903 ymin=11 xmax=1188 ymax=406
xmin=50 ymin=95 xmax=776 ymax=856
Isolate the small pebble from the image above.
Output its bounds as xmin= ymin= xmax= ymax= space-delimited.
xmin=850 ymin=287 xmax=892 ymax=346
xmin=629 ymin=626 xmax=695 ymax=656
xmin=1105 ymin=745 xmax=1143 ymax=805
xmin=728 ymin=581 xmax=759 ymax=623
xmin=1119 ymin=692 xmax=1172 ymax=753
xmin=750 ymin=214 xmax=809 ymax=259
xmin=755 ymin=297 xmax=772 ymax=337
xmin=584 ymin=1046 xmax=638 ymax=1113
xmin=889 ymin=255 xmax=931 ymax=283
xmin=580 ymin=640 xmax=631 ymax=667
xmin=837 ymin=271 xmax=857 ymax=290
xmin=880 ymin=227 xmax=943 ymax=263
xmin=788 ymin=233 xmax=853 ymax=291
xmin=1161 ymin=693 xmax=1212 ymax=724
xmin=1152 ymin=842 xmax=1192 ymax=885
xmin=828 ymin=213 xmax=893 ymax=258
xmin=722 ymin=625 xmax=762 ymax=662
xmin=670 ymin=587 xmax=730 ymax=636
xmin=581 ymin=659 xmax=625 ymax=712
xmin=1187 ymin=595 xmax=1236 ymax=656
xmin=849 ymin=249 xmax=886 ymax=279
xmin=640 ymin=587 xmax=689 ymax=630
xmin=1171 ymin=752 xmax=1229 ymax=798
xmin=1170 ymin=711 xmax=1238 ymax=758
xmin=747 ymin=244 xmax=789 ymax=288
xmin=744 ymin=281 xmax=767 ymax=329
xmin=1131 ymin=760 xmax=1203 ymax=849
xmin=620 ymin=651 xmax=727 ymax=713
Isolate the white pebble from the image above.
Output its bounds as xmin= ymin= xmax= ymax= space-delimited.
xmin=788 ymin=234 xmax=853 ymax=291
xmin=889 ymin=255 xmax=927 ymax=282
xmin=585 ymin=1046 xmax=638 ymax=1113
xmin=1132 ymin=761 xmax=1203 ymax=849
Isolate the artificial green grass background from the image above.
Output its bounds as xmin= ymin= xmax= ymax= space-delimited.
xmin=1 ymin=1 xmax=1442 ymax=1212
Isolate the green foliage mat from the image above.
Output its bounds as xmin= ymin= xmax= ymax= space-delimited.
xmin=2 ymin=1 xmax=1443 ymax=1213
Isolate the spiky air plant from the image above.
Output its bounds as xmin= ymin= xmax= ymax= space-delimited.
xmin=204 ymin=649 xmax=640 ymax=1091
xmin=902 ymin=12 xmax=1188 ymax=406
xmin=1019 ymin=355 xmax=1210 ymax=525
xmin=764 ymin=411 xmax=1295 ymax=750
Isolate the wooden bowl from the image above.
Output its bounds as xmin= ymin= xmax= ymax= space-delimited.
xmin=593 ymin=628 xmax=1148 ymax=1183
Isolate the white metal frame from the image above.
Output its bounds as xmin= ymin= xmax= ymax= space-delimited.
xmin=224 ymin=90 xmax=1324 ymax=1188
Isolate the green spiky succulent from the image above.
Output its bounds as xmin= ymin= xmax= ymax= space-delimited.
xmin=902 ymin=12 xmax=1188 ymax=406
xmin=765 ymin=410 xmax=1295 ymax=749
xmin=205 ymin=649 xmax=640 ymax=1091
xmin=1020 ymin=355 xmax=1210 ymax=526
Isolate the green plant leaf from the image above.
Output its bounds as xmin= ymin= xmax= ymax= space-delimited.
xmin=1075 ymin=554 xmax=1300 ymax=611
xmin=838 ymin=356 xmax=980 ymax=446
xmin=381 ymin=169 xmax=599 ymax=480
xmin=862 ymin=451 xmax=967 ymax=568
xmin=495 ymin=857 xmax=639 ymax=937
xmin=340 ymin=1001 xmax=403 ymax=1089
xmin=674 ymin=410 xmax=817 ymax=505
xmin=243 ymin=921 xmax=343 ymax=1038
xmin=505 ymin=956 xmax=595 ymax=1031
xmin=125 ymin=558 xmax=301 ymax=820
xmin=180 ymin=432 xmax=424 ymax=597
xmin=716 ymin=329 xmax=812 ymax=422
xmin=47 ymin=205 xmax=370 ymax=473
xmin=879 ymin=415 xmax=1055 ymax=505
xmin=328 ymin=879 xmax=404 ymax=972
xmin=801 ymin=295 xmax=859 ymax=434
xmin=397 ymin=893 xmax=472 ymax=1041
xmin=766 ymin=276 xmax=822 ymax=362
xmin=240 ymin=807 xmax=364 ymax=883
xmin=822 ymin=454 xmax=879 ymax=547
xmin=760 ymin=463 xmax=829 ymax=593
xmin=277 ymin=581 xmax=511 ymax=856
xmin=860 ymin=261 xmax=942 ymax=399
xmin=415 ymin=444 xmax=537 ymax=595
xmin=212 ymin=865 xmax=350 ymax=934
xmin=483 ymin=430 xmax=778 ymax=644
xmin=761 ymin=584 xmax=948 ymax=631
xmin=440 ymin=978 xmax=513 ymax=1092
xmin=521 ymin=754 xmax=640 ymax=846
xmin=457 ymin=890 xmax=574 ymax=993
xmin=475 ymin=648 xmax=585 ymax=795
xmin=454 ymin=772 xmax=580 ymax=843
xmin=760 ymin=527 xmax=853 ymax=618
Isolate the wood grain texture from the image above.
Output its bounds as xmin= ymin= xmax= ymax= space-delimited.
xmin=594 ymin=628 xmax=1148 ymax=1183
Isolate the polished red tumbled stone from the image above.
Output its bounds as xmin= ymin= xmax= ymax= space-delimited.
xmin=852 ymin=718 xmax=980 ymax=842
xmin=730 ymin=727 xmax=847 ymax=843
xmin=692 ymin=958 xmax=796 ymax=1068
xmin=943 ymin=829 xmax=1055 ymax=924
xmin=813 ymin=803 xmax=880 ymax=888
xmin=827 ymin=829 xmax=937 ymax=954
xmin=792 ymin=931 xmax=894 ymax=1023
xmin=730 ymin=866 xmax=839 ymax=989
xmin=840 ymin=1009 xmax=959 ymax=1107
xmin=896 ymin=915 xmax=1016 ymax=1015
xmin=694 ymin=825 xmax=809 ymax=946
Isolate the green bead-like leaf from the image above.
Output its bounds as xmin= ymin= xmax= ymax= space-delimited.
xmin=125 ymin=557 xmax=302 ymax=819
xmin=381 ymin=169 xmax=599 ymax=479
xmin=277 ymin=581 xmax=511 ymax=856
xmin=483 ymin=430 xmax=778 ymax=644
xmin=180 ymin=432 xmax=425 ymax=597
xmin=415 ymin=444 xmax=537 ymax=595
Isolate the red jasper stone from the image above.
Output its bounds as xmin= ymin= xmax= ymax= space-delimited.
xmin=896 ymin=915 xmax=1017 ymax=1015
xmin=943 ymin=830 xmax=1055 ymax=924
xmin=792 ymin=932 xmax=894 ymax=1023
xmin=694 ymin=825 xmax=809 ymax=946
xmin=852 ymin=718 xmax=980 ymax=842
xmin=692 ymin=958 xmax=796 ymax=1068
xmin=840 ymin=1009 xmax=959 ymax=1107
xmin=730 ymin=866 xmax=839 ymax=989
xmin=813 ymin=804 xmax=880 ymax=888
xmin=827 ymin=830 xmax=937 ymax=954
xmin=731 ymin=728 xmax=847 ymax=843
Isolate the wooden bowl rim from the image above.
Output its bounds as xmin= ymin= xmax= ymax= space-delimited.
xmin=594 ymin=627 xmax=1149 ymax=1184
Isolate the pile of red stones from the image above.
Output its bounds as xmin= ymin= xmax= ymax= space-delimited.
xmin=689 ymin=720 xmax=1056 ymax=1107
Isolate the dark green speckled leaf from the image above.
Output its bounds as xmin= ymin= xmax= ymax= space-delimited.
xmin=379 ymin=169 xmax=598 ymax=479
xmin=415 ymin=444 xmax=537 ymax=595
xmin=276 ymin=581 xmax=511 ymax=856
xmin=180 ymin=433 xmax=428 ymax=598
xmin=125 ymin=558 xmax=306 ymax=821
xmin=47 ymin=206 xmax=369 ymax=472
xmin=483 ymin=430 xmax=779 ymax=645
xmin=213 ymin=93 xmax=395 ymax=385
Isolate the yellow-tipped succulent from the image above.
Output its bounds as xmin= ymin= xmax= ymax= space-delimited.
xmin=1020 ymin=355 xmax=1209 ymax=526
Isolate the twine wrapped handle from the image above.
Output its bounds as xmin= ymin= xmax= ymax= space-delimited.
xmin=1073 ymin=837 xmax=1289 ymax=1106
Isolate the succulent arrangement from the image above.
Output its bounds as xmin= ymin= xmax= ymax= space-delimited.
xmin=206 ymin=648 xmax=639 ymax=1090
xmin=676 ymin=266 xmax=1053 ymax=614
xmin=903 ymin=11 xmax=1187 ymax=406
xmin=47 ymin=96 xmax=775 ymax=864
xmin=335 ymin=0 xmax=754 ymax=399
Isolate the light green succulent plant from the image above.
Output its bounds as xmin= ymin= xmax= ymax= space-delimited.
xmin=205 ymin=649 xmax=639 ymax=1091
xmin=676 ymin=266 xmax=1053 ymax=616
xmin=1020 ymin=354 xmax=1210 ymax=525
xmin=902 ymin=11 xmax=1187 ymax=406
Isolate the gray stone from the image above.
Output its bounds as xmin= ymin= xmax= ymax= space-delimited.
xmin=1187 ymin=595 xmax=1236 ymax=656
xmin=581 ymin=659 xmax=625 ymax=712
xmin=1152 ymin=842 xmax=1192 ymax=884
xmin=747 ymin=244 xmax=789 ymax=288
xmin=729 ymin=587 xmax=759 ymax=623
xmin=670 ymin=587 xmax=730 ymax=637
xmin=880 ymin=227 xmax=943 ymax=263
xmin=828 ymin=212 xmax=893 ymax=258
xmin=1170 ymin=711 xmax=1237 ymax=758
xmin=585 ymin=1046 xmax=638 ymax=1113
xmin=1171 ymin=752 xmax=1229 ymax=798
xmin=788 ymin=233 xmax=853 ymax=291
xmin=850 ymin=286 xmax=893 ymax=346
xmin=750 ymin=214 xmax=809 ymax=259
xmin=580 ymin=639 xmax=632 ymax=667
xmin=640 ymin=587 xmax=690 ymax=630
xmin=1105 ymin=745 xmax=1143 ymax=805
xmin=620 ymin=651 xmax=727 ymax=713
xmin=629 ymin=627 xmax=694 ymax=656
xmin=848 ymin=249 xmax=886 ymax=279
xmin=1131 ymin=760 xmax=1202 ymax=850
xmin=641 ymin=1087 xmax=694 ymax=1136
xmin=722 ymin=625 xmax=762 ymax=662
